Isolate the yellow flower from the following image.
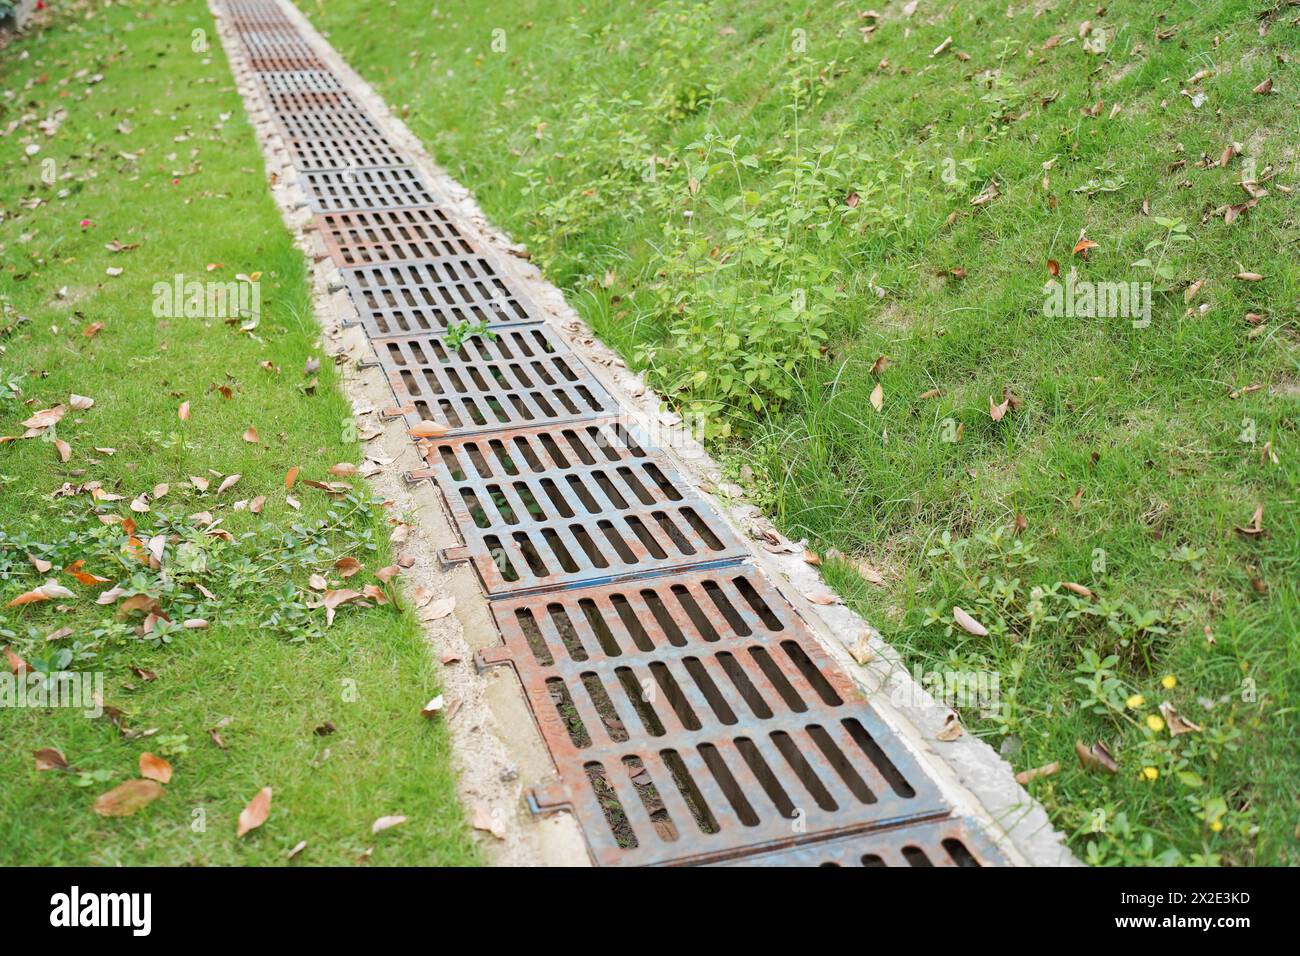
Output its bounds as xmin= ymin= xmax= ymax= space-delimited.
xmin=1146 ymin=714 xmax=1166 ymax=733
xmin=1141 ymin=766 xmax=1159 ymax=781
xmin=1126 ymin=694 xmax=1145 ymax=709
xmin=1210 ymin=820 xmax=1224 ymax=833
xmin=1161 ymin=675 xmax=1177 ymax=689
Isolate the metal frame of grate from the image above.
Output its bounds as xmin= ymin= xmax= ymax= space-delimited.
xmin=710 ymin=817 xmax=1006 ymax=867
xmin=478 ymin=565 xmax=951 ymax=866
xmin=314 ymin=206 xmax=477 ymax=264
xmin=271 ymin=108 xmax=384 ymax=140
xmin=415 ymin=418 xmax=752 ymax=596
xmin=252 ymin=69 xmax=345 ymax=95
xmin=297 ymin=166 xmax=441 ymax=213
xmin=374 ymin=324 xmax=620 ymax=438
xmin=340 ymin=257 xmax=541 ymax=338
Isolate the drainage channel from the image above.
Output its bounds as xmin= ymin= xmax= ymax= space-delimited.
xmin=216 ymin=0 xmax=1008 ymax=867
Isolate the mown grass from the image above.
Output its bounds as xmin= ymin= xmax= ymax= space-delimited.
xmin=0 ymin=0 xmax=476 ymax=865
xmin=301 ymin=0 xmax=1299 ymax=864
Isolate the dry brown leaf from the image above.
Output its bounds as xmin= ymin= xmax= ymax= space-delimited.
xmin=284 ymin=466 xmax=300 ymax=490
xmin=27 ymin=554 xmax=53 ymax=573
xmin=989 ymin=395 xmax=1010 ymax=422
xmin=94 ymin=779 xmax=164 ymax=817
xmin=34 ymin=747 xmax=69 ymax=771
xmin=408 ymin=420 xmax=450 ymax=438
xmin=472 ymin=803 xmax=507 ymax=839
xmin=249 ymin=495 xmax=266 ymax=515
xmin=328 ymin=462 xmax=358 ymax=477
xmin=421 ymin=695 xmax=445 ymax=719
xmin=935 ymin=712 xmax=964 ymax=741
xmin=8 ymin=580 xmax=76 ymax=608
xmin=70 ymin=394 xmax=95 ymax=411
xmin=804 ymin=590 xmax=842 ymax=607
xmin=178 ymin=401 xmax=190 ymax=421
xmin=23 ymin=405 xmax=66 ymax=430
xmin=1061 ymin=581 xmax=1094 ymax=598
xmin=375 ymin=565 xmax=401 ymax=583
xmin=139 ymin=752 xmax=173 ymax=784
xmin=334 ymin=557 xmax=362 ymax=578
xmin=216 ymin=474 xmax=241 ymax=495
xmin=287 ymin=840 xmax=308 ymax=860
xmin=242 ymin=427 xmax=260 ymax=444
xmin=1014 ymin=761 xmax=1060 ymax=785
xmin=1075 ymin=739 xmax=1119 ymax=774
xmin=869 ymin=381 xmax=884 ymax=412
xmin=1158 ymin=700 xmax=1202 ymax=736
xmin=849 ymin=632 xmax=874 ymax=665
xmin=1234 ymin=504 xmax=1265 ymax=537
xmin=952 ymin=606 xmax=988 ymax=636
xmin=423 ymin=596 xmax=456 ymax=621
xmin=371 ymin=814 xmax=408 ymax=834
xmin=1073 ymin=236 xmax=1098 ymax=256
xmin=1253 ymin=76 xmax=1273 ymax=95
xmin=237 ymin=787 xmax=272 ymax=838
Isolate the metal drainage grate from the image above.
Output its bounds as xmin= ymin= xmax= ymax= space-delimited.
xmin=341 ymin=258 xmax=539 ymax=338
xmin=265 ymin=89 xmax=366 ymax=114
xmin=246 ymin=54 xmax=326 ymax=72
xmin=272 ymin=109 xmax=384 ymax=140
xmin=419 ymin=418 xmax=751 ymax=595
xmin=254 ymin=69 xmax=345 ymax=94
xmin=298 ymin=167 xmax=440 ymax=213
xmin=477 ymin=565 xmax=949 ymax=865
xmin=711 ymin=817 xmax=1007 ymax=867
xmin=315 ymin=206 xmax=476 ymax=264
xmin=375 ymin=325 xmax=619 ymax=438
xmin=284 ymin=137 xmax=409 ymax=173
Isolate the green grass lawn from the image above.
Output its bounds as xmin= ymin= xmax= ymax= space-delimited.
xmin=0 ymin=0 xmax=476 ymax=865
xmin=299 ymin=0 xmax=1299 ymax=864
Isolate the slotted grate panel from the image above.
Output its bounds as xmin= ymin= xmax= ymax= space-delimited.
xmin=341 ymin=257 xmax=539 ymax=338
xmin=315 ymin=206 xmax=476 ymax=264
xmin=298 ymin=167 xmax=440 ymax=213
xmin=285 ymin=138 xmax=409 ymax=173
xmin=376 ymin=325 xmax=619 ymax=437
xmin=421 ymin=418 xmax=750 ymax=594
xmin=266 ymin=89 xmax=366 ymax=114
xmin=480 ymin=565 xmax=950 ymax=865
xmin=712 ymin=817 xmax=1006 ymax=867
xmin=254 ymin=69 xmax=345 ymax=94
xmin=273 ymin=110 xmax=383 ymax=140
xmin=247 ymin=54 xmax=326 ymax=72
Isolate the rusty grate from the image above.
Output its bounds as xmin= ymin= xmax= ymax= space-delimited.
xmin=711 ymin=817 xmax=1006 ymax=867
xmin=266 ymin=89 xmax=365 ymax=114
xmin=375 ymin=325 xmax=619 ymax=438
xmin=272 ymin=109 xmax=384 ymax=140
xmin=254 ymin=69 xmax=345 ymax=94
xmin=284 ymin=137 xmax=409 ymax=173
xmin=315 ymin=206 xmax=476 ymax=264
xmin=298 ymin=167 xmax=440 ymax=213
xmin=246 ymin=54 xmax=326 ymax=72
xmin=418 ymin=418 xmax=750 ymax=595
xmin=477 ymin=565 xmax=950 ymax=865
xmin=341 ymin=258 xmax=539 ymax=338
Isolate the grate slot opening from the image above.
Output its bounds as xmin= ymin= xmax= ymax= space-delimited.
xmin=548 ymin=677 xmax=591 ymax=749
xmin=583 ymin=673 xmax=628 ymax=743
xmin=515 ymin=608 xmax=553 ymax=666
xmin=843 ymin=717 xmax=916 ymax=798
xmin=771 ymin=730 xmax=838 ymax=812
xmin=807 ymin=724 xmax=877 ymax=805
xmin=585 ymin=762 xmax=637 ymax=849
xmin=699 ymin=743 xmax=760 ymax=827
xmin=736 ymin=737 xmax=797 ymax=820
xmin=903 ymin=846 xmax=934 ymax=867
xmin=616 ymin=666 xmax=665 ymax=738
xmin=942 ymin=838 xmax=982 ymax=867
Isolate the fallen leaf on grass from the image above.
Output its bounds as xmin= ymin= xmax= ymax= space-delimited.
xmin=952 ymin=606 xmax=988 ymax=636
xmin=34 ymin=747 xmax=69 ymax=771
xmin=850 ymin=632 xmax=874 ymax=665
xmin=1014 ymin=761 xmax=1060 ymax=785
xmin=989 ymin=395 xmax=1010 ymax=422
xmin=189 ymin=475 xmax=210 ymax=492
xmin=421 ymin=695 xmax=445 ymax=719
xmin=803 ymin=590 xmax=842 ymax=607
xmin=869 ymin=381 xmax=884 ymax=412
xmin=69 ymin=394 xmax=95 ymax=411
xmin=139 ymin=752 xmax=173 ymax=784
xmin=375 ymin=565 xmax=401 ymax=583
xmin=94 ymin=779 xmax=163 ymax=817
xmin=287 ymin=840 xmax=307 ymax=860
xmin=328 ymin=462 xmax=358 ymax=477
xmin=371 ymin=815 xmax=408 ymax=834
xmin=1234 ymin=504 xmax=1264 ymax=537
xmin=1075 ymin=739 xmax=1118 ymax=774
xmin=322 ymin=589 xmax=366 ymax=626
xmin=1061 ymin=582 xmax=1094 ymax=598
xmin=178 ymin=401 xmax=190 ymax=421
xmin=237 ymin=787 xmax=272 ymax=837
xmin=8 ymin=580 xmax=77 ymax=608
xmin=1158 ymin=700 xmax=1202 ymax=736
xmin=1073 ymin=236 xmax=1098 ymax=256
xmin=242 ymin=427 xmax=260 ymax=444
xmin=1253 ymin=76 xmax=1274 ymax=95
xmin=334 ymin=557 xmax=362 ymax=578
xmin=1233 ymin=271 xmax=1264 ymax=282
xmin=23 ymin=405 xmax=66 ymax=430
xmin=284 ymin=466 xmax=299 ymax=489
xmin=216 ymin=474 xmax=241 ymax=494
xmin=27 ymin=554 xmax=52 ymax=573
